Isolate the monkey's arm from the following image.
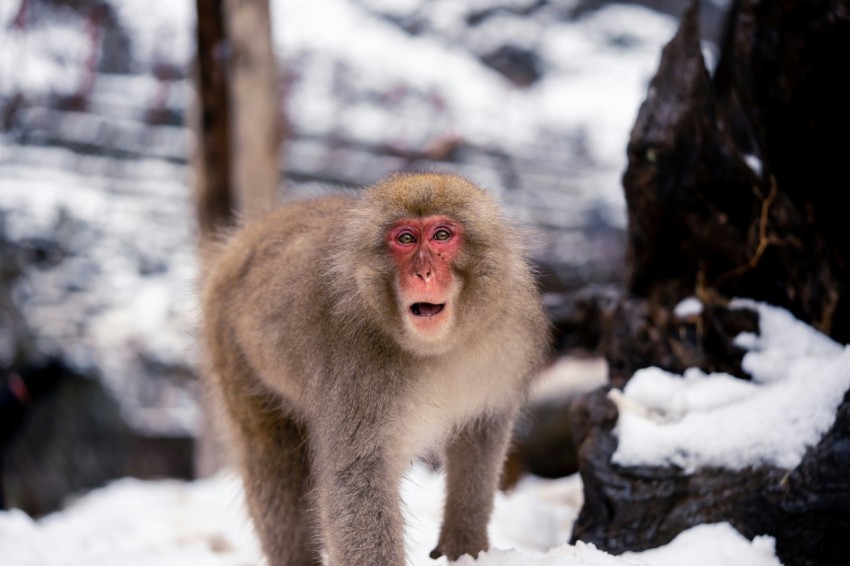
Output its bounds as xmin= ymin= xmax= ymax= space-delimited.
xmin=431 ymin=409 xmax=518 ymax=561
xmin=311 ymin=402 xmax=407 ymax=566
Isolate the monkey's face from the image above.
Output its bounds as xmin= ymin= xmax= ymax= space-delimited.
xmin=386 ymin=215 xmax=463 ymax=348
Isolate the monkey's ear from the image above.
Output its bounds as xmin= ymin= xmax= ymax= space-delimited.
xmin=429 ymin=546 xmax=444 ymax=559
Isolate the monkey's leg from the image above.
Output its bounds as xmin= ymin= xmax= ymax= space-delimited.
xmin=226 ymin=391 xmax=321 ymax=566
xmin=431 ymin=411 xmax=517 ymax=561
xmin=312 ymin=419 xmax=406 ymax=566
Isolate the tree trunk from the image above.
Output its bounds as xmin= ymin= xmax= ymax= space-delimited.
xmin=571 ymin=2 xmax=850 ymax=564
xmin=193 ymin=0 xmax=233 ymax=242
xmin=191 ymin=0 xmax=282 ymax=477
xmin=223 ymin=0 xmax=281 ymax=220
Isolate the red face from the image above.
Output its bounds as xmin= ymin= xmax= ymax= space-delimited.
xmin=386 ymin=215 xmax=463 ymax=337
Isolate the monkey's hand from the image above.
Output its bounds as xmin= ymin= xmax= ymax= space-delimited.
xmin=428 ymin=527 xmax=488 ymax=562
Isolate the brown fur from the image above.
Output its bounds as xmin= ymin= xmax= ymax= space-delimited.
xmin=200 ymin=172 xmax=551 ymax=565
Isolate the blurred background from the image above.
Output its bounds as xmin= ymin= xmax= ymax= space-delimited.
xmin=0 ymin=0 xmax=728 ymax=516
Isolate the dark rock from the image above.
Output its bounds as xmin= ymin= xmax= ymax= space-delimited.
xmin=775 ymin=389 xmax=850 ymax=564
xmin=0 ymin=213 xmax=37 ymax=367
xmin=480 ymin=45 xmax=542 ymax=87
xmin=602 ymin=297 xmax=758 ymax=388
xmin=570 ymin=387 xmax=788 ymax=551
xmin=547 ymin=284 xmax=621 ymax=355
xmin=623 ymin=0 xmax=850 ymax=344
xmin=570 ymin=385 xmax=850 ymax=566
xmin=573 ymin=2 xmax=850 ymax=565
xmin=504 ymin=396 xmax=581 ymax=489
xmin=1 ymin=367 xmax=194 ymax=517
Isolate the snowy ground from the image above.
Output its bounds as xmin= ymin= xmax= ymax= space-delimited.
xmin=0 ymin=462 xmax=781 ymax=566
xmin=3 ymin=299 xmax=843 ymax=565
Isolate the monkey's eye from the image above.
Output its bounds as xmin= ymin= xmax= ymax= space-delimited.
xmin=397 ymin=232 xmax=416 ymax=245
xmin=433 ymin=229 xmax=452 ymax=241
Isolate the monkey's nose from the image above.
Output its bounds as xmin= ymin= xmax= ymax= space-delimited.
xmin=415 ymin=267 xmax=433 ymax=281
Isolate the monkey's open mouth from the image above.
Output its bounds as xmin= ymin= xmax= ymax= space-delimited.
xmin=410 ymin=302 xmax=445 ymax=317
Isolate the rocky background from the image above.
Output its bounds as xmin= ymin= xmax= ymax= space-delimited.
xmin=1 ymin=0 xmax=719 ymax=515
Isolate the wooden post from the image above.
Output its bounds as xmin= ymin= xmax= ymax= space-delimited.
xmin=224 ymin=0 xmax=281 ymax=220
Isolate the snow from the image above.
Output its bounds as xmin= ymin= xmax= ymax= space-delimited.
xmin=110 ymin=0 xmax=195 ymax=69
xmin=0 ymin=4 xmax=89 ymax=96
xmin=612 ymin=300 xmax=850 ymax=472
xmin=0 ymin=463 xmax=782 ymax=566
xmin=272 ymin=0 xmax=675 ymax=170
xmin=673 ymin=296 xmax=702 ymax=318
xmin=621 ymin=522 xmax=780 ymax=566
xmin=0 ymin=141 xmax=201 ymax=433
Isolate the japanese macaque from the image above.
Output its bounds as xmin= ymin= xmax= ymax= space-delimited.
xmin=200 ymin=172 xmax=550 ymax=565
